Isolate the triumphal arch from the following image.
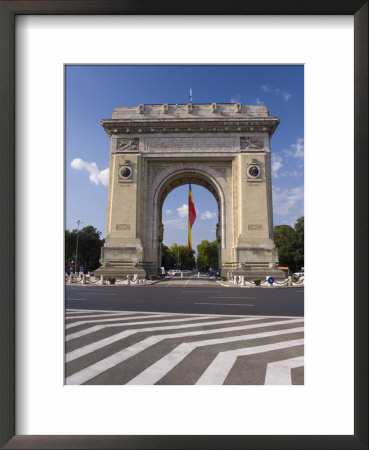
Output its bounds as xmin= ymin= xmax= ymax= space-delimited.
xmin=95 ymin=103 xmax=283 ymax=279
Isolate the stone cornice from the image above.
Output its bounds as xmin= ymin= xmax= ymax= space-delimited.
xmin=101 ymin=117 xmax=280 ymax=137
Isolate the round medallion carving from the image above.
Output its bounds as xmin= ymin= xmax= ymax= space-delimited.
xmin=247 ymin=165 xmax=261 ymax=178
xmin=119 ymin=165 xmax=133 ymax=180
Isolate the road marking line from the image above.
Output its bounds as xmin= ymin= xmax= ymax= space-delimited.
xmin=65 ymin=315 xmax=265 ymax=342
xmin=66 ymin=312 xmax=134 ymax=320
xmin=128 ymin=330 xmax=304 ymax=385
xmin=66 ymin=298 xmax=87 ymax=301
xmin=65 ymin=319 xmax=303 ymax=384
xmin=264 ymin=356 xmax=304 ymax=384
xmin=196 ymin=339 xmax=304 ymax=385
xmin=194 ymin=302 xmax=254 ymax=306
xmin=65 ymin=309 xmax=172 ymax=315
xmin=66 ymin=315 xmax=234 ymax=341
xmin=83 ymin=293 xmax=118 ymax=296
xmin=181 ymin=291 xmax=224 ymax=293
xmin=65 ymin=313 xmax=172 ymax=330
xmin=66 ymin=316 xmax=266 ymax=361
xmin=65 ymin=308 xmax=302 ymax=320
xmin=207 ymin=296 xmax=257 ymax=299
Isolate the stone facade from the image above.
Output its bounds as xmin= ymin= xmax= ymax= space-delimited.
xmin=95 ymin=103 xmax=284 ymax=279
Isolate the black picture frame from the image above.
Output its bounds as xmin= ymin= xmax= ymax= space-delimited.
xmin=0 ymin=1 xmax=367 ymax=449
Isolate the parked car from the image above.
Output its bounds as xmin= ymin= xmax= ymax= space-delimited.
xmin=167 ymin=269 xmax=181 ymax=276
xmin=206 ymin=270 xmax=218 ymax=277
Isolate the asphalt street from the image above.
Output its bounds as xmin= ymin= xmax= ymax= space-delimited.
xmin=65 ymin=308 xmax=304 ymax=385
xmin=65 ymin=277 xmax=304 ymax=317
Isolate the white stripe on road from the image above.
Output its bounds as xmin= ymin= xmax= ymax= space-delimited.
xmin=264 ymin=356 xmax=304 ymax=384
xmin=66 ymin=319 xmax=303 ymax=384
xmin=82 ymin=293 xmax=118 ymax=296
xmin=66 ymin=308 xmax=138 ymax=314
xmin=66 ymin=298 xmax=87 ymax=301
xmin=66 ymin=312 xmax=132 ymax=320
xmin=196 ymin=339 xmax=304 ymax=385
xmin=65 ymin=309 xmax=302 ymax=320
xmin=66 ymin=316 xmax=266 ymax=362
xmin=65 ymin=313 xmax=173 ymax=330
xmin=181 ymin=291 xmax=224 ymax=293
xmin=128 ymin=330 xmax=304 ymax=385
xmin=65 ymin=315 xmax=239 ymax=341
xmin=194 ymin=303 xmax=254 ymax=306
xmin=207 ymin=297 xmax=257 ymax=299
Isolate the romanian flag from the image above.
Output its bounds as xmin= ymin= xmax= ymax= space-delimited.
xmin=188 ymin=184 xmax=196 ymax=250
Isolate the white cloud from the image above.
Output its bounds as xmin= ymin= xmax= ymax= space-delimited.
xmin=200 ymin=210 xmax=216 ymax=220
xmin=282 ymin=91 xmax=292 ymax=101
xmin=70 ymin=158 xmax=109 ymax=186
xmin=261 ymin=84 xmax=271 ymax=92
xmin=273 ymin=186 xmax=304 ymax=217
xmin=165 ymin=209 xmax=172 ymax=215
xmin=261 ymin=85 xmax=292 ymax=102
xmin=290 ymin=138 xmax=304 ymax=158
xmin=281 ymin=169 xmax=301 ymax=178
xmin=163 ymin=218 xmax=186 ymax=231
xmin=271 ymin=154 xmax=283 ymax=178
xmin=283 ymin=138 xmax=304 ymax=159
xmin=255 ymin=98 xmax=264 ymax=105
xmin=177 ymin=204 xmax=188 ymax=218
xmin=230 ymin=93 xmax=242 ymax=103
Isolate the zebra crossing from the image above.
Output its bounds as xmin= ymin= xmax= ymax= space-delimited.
xmin=65 ymin=308 xmax=304 ymax=385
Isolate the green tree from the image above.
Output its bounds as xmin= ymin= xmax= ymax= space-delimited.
xmin=165 ymin=244 xmax=196 ymax=269
xmin=196 ymin=240 xmax=219 ymax=272
xmin=273 ymin=216 xmax=304 ymax=273
xmin=161 ymin=244 xmax=176 ymax=269
xmin=65 ymin=225 xmax=104 ymax=270
xmin=293 ymin=216 xmax=304 ymax=271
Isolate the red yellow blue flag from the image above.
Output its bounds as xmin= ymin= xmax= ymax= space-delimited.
xmin=188 ymin=183 xmax=196 ymax=250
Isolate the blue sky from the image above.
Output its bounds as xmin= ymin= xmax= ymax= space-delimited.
xmin=66 ymin=65 xmax=304 ymax=250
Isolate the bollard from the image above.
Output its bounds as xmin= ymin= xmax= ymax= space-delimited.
xmin=198 ymin=272 xmax=200 ymax=278
xmin=181 ymin=271 xmax=183 ymax=278
xmin=127 ymin=275 xmax=131 ymax=285
xmin=240 ymin=275 xmax=245 ymax=286
xmin=134 ymin=274 xmax=139 ymax=284
xmin=82 ymin=274 xmax=86 ymax=285
xmin=69 ymin=273 xmax=73 ymax=284
xmin=288 ymin=276 xmax=292 ymax=286
xmin=99 ymin=275 xmax=104 ymax=285
xmin=233 ymin=275 xmax=237 ymax=285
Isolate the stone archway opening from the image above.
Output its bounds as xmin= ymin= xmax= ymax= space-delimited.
xmin=158 ymin=176 xmax=222 ymax=273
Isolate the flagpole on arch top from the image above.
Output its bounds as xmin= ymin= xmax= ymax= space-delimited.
xmin=189 ymin=88 xmax=192 ymax=104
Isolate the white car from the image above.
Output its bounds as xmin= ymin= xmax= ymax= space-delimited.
xmin=168 ymin=270 xmax=181 ymax=276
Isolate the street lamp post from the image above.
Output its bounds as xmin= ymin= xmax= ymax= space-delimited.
xmin=75 ymin=220 xmax=83 ymax=274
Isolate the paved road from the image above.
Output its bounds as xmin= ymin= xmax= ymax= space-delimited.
xmin=65 ymin=277 xmax=304 ymax=317
xmin=65 ymin=308 xmax=304 ymax=385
